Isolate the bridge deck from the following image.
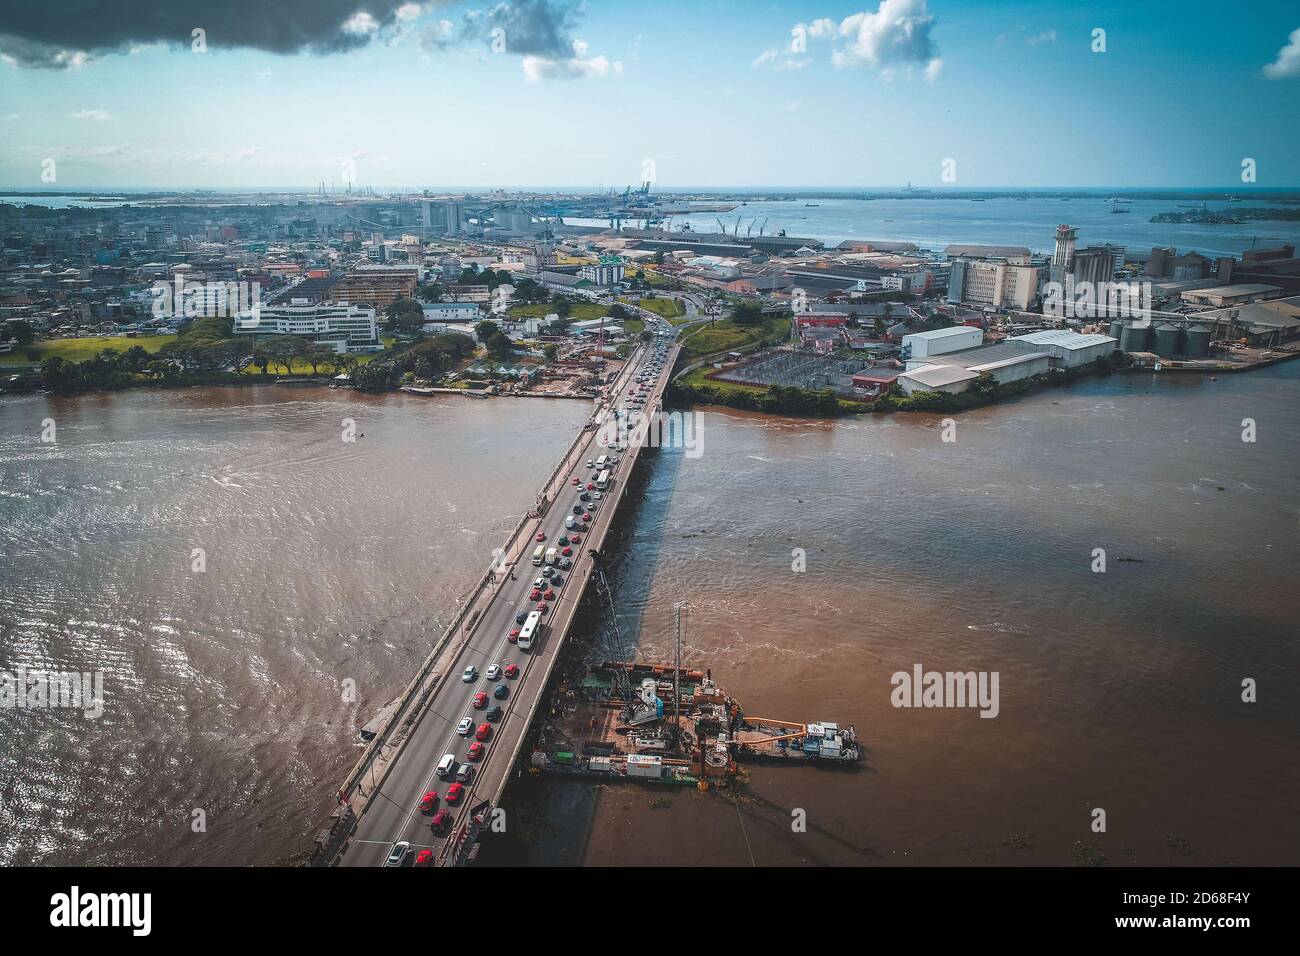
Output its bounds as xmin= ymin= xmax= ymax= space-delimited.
xmin=333 ymin=329 xmax=680 ymax=867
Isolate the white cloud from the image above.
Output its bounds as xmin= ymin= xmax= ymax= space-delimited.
xmin=805 ymin=18 xmax=837 ymax=39
xmin=784 ymin=100 xmax=803 ymax=112
xmin=753 ymin=48 xmax=807 ymax=71
xmin=1026 ymin=30 xmax=1057 ymax=46
xmin=70 ymin=109 xmax=113 ymax=121
xmin=1 ymin=113 xmax=18 ymax=122
xmin=836 ymin=0 xmax=938 ymax=68
xmin=1263 ymin=28 xmax=1300 ymax=79
xmin=343 ymin=12 xmax=381 ymax=36
xmin=521 ymin=39 xmax=622 ymax=81
xmin=788 ymin=1 xmax=940 ymax=82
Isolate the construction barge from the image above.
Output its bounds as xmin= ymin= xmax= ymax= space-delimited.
xmin=531 ymin=659 xmax=862 ymax=789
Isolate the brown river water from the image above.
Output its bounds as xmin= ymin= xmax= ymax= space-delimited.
xmin=2 ymin=365 xmax=1298 ymax=867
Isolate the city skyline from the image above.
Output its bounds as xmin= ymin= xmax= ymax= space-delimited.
xmin=1 ymin=0 xmax=1299 ymax=190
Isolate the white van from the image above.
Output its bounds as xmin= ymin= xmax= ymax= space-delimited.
xmin=436 ymin=754 xmax=456 ymax=779
xmin=532 ymin=544 xmax=545 ymax=566
xmin=595 ymin=454 xmax=608 ymax=470
xmin=545 ymin=547 xmax=558 ymax=565
xmin=565 ymin=515 xmax=579 ymax=531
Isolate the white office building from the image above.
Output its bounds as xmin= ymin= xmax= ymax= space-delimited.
xmin=422 ymin=302 xmax=484 ymax=323
xmin=234 ymin=300 xmax=380 ymax=352
xmin=580 ymin=255 xmax=626 ymax=287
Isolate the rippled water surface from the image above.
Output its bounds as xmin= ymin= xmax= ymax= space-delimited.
xmin=2 ymin=365 xmax=1298 ymax=866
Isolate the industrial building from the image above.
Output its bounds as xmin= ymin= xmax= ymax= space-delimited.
xmin=902 ymin=325 xmax=983 ymax=359
xmin=897 ymin=364 xmax=979 ymax=394
xmin=947 ymin=257 xmax=1041 ymax=310
xmin=1179 ymin=284 xmax=1282 ymax=308
xmin=1007 ymin=329 xmax=1117 ymax=368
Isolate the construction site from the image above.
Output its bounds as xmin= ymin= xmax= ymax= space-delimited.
xmin=530 ymin=593 xmax=862 ymax=790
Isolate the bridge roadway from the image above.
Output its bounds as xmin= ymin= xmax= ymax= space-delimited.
xmin=338 ymin=325 xmax=680 ymax=867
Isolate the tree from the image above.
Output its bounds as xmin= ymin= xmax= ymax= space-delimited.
xmin=483 ymin=329 xmax=513 ymax=362
xmin=475 ymin=319 xmax=501 ymax=342
xmin=418 ymin=282 xmax=444 ymax=302
xmin=652 ymin=251 xmax=665 ymax=265
xmin=3 ymin=320 xmax=35 ymax=347
xmin=386 ymin=298 xmax=425 ymax=336
xmin=553 ymin=297 xmax=572 ymax=318
xmin=731 ymin=300 xmax=764 ymax=327
xmin=542 ymin=343 xmax=558 ymax=362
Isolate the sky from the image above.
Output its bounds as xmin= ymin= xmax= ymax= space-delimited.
xmin=0 ymin=0 xmax=1298 ymax=190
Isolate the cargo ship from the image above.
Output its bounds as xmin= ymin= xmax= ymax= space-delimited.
xmin=530 ymin=660 xmax=862 ymax=788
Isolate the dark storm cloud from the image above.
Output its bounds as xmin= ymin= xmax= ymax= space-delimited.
xmin=423 ymin=0 xmax=578 ymax=59
xmin=0 ymin=1 xmax=438 ymax=68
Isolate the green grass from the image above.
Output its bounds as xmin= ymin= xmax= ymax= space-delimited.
xmin=679 ymin=364 xmax=764 ymax=396
xmin=0 ymin=334 xmax=174 ymax=364
xmin=679 ymin=316 xmax=789 ymax=359
xmin=621 ymin=296 xmax=684 ymax=320
xmin=506 ymin=302 xmax=608 ymax=322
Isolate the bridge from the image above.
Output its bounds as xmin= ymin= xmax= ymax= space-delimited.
xmin=321 ymin=317 xmax=681 ymax=867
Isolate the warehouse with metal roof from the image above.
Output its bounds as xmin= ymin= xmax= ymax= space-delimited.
xmin=1007 ymin=329 xmax=1118 ymax=367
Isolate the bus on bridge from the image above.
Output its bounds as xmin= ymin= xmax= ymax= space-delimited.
xmin=517 ymin=610 xmax=543 ymax=651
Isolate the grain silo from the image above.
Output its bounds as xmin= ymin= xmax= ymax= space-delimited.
xmin=1153 ymin=323 xmax=1184 ymax=356
xmin=1182 ymin=325 xmax=1211 ymax=358
xmin=1118 ymin=321 xmax=1151 ymax=353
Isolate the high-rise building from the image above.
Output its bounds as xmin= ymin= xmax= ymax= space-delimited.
xmin=1070 ymin=247 xmax=1116 ymax=287
xmin=1050 ymin=224 xmax=1077 ymax=285
xmin=947 ymin=257 xmax=1041 ymax=310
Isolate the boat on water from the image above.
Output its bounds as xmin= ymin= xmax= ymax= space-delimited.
xmin=533 ymin=660 xmax=862 ymax=788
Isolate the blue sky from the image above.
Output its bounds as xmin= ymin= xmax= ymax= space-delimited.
xmin=1 ymin=0 xmax=1297 ymax=189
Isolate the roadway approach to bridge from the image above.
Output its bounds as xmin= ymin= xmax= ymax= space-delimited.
xmin=329 ymin=318 xmax=681 ymax=867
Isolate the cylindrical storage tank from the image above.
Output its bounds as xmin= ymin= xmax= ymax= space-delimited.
xmin=1108 ymin=320 xmax=1124 ymax=340
xmin=1183 ymin=325 xmax=1210 ymax=358
xmin=1153 ymin=323 xmax=1183 ymax=356
xmin=1119 ymin=322 xmax=1150 ymax=353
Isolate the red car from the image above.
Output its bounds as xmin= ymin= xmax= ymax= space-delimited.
xmin=543 ymin=588 xmax=556 ymax=601
xmin=504 ymin=664 xmax=519 ymax=679
xmin=570 ymin=534 xmax=582 ymax=544
xmin=535 ymin=531 xmax=546 ymax=542
xmin=467 ymin=742 xmax=485 ymax=761
xmin=431 ymin=809 xmax=451 ymax=833
xmin=561 ymin=547 xmax=572 ymax=557
xmin=418 ymin=791 xmax=438 ymax=814
xmin=475 ymin=723 xmax=492 ymax=742
xmin=583 ymin=513 xmax=592 ymax=522
xmin=415 ymin=849 xmax=434 ymax=867
xmin=508 ymin=628 xmax=520 ymax=643
xmin=446 ymin=783 xmax=464 ymax=804
xmin=529 ymin=588 xmax=542 ymax=600
xmin=537 ymin=602 xmax=549 ymax=615
xmin=572 ymin=477 xmax=580 ymax=485
xmin=586 ymin=482 xmax=595 ymax=491
xmin=472 ymin=692 xmax=488 ymax=709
